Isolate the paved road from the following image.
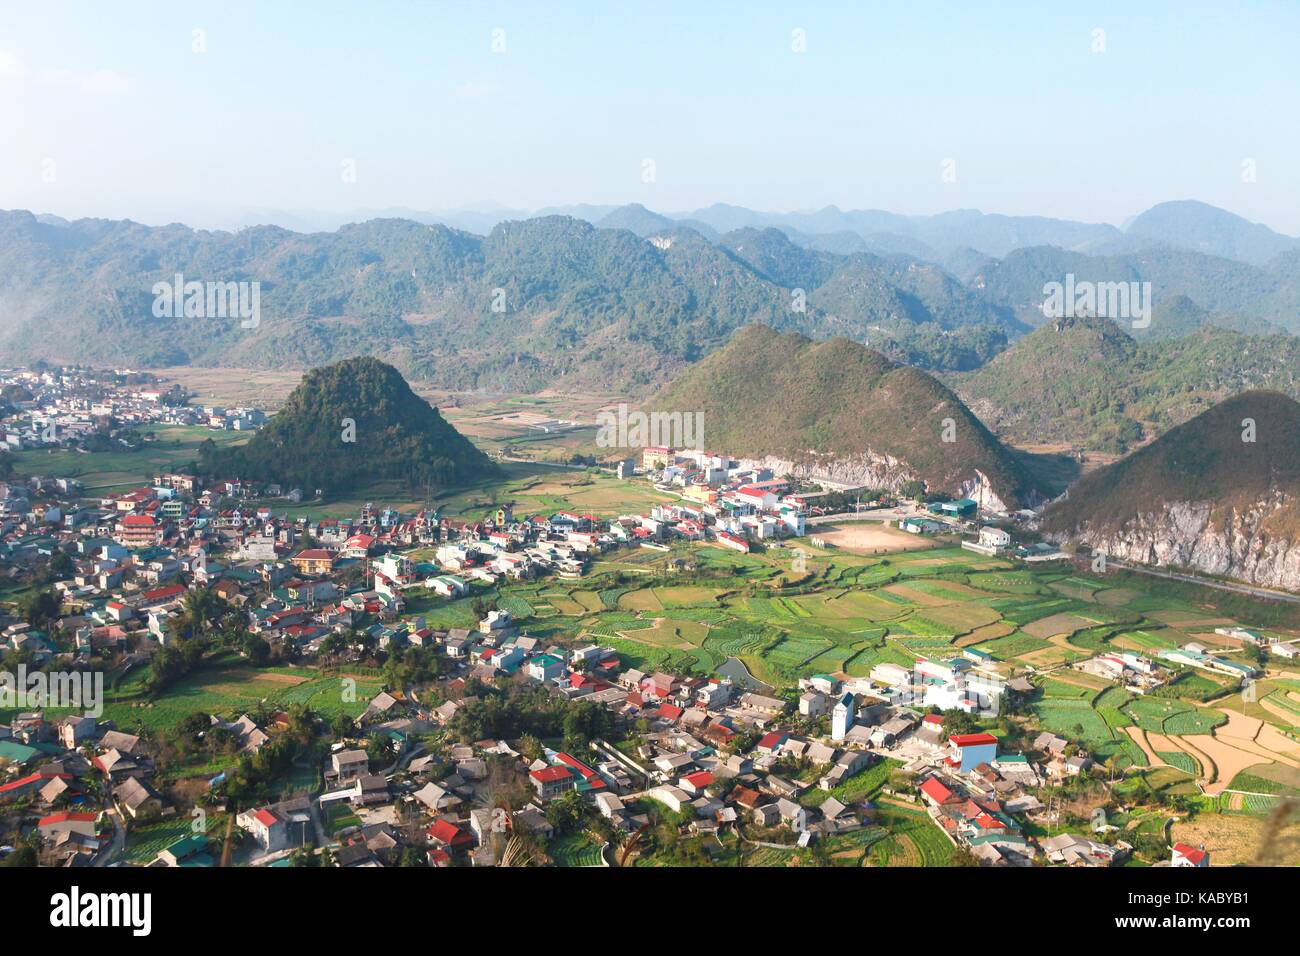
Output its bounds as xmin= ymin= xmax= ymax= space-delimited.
xmin=92 ymin=810 xmax=125 ymax=867
xmin=498 ymin=455 xmax=588 ymax=470
xmin=1107 ymin=560 xmax=1300 ymax=605
xmin=807 ymin=508 xmax=918 ymax=525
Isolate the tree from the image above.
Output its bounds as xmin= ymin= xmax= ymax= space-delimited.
xmin=242 ymin=634 xmax=271 ymax=665
xmin=545 ymin=790 xmax=587 ymax=835
xmin=19 ymin=589 xmax=60 ymax=629
xmin=940 ymin=710 xmax=980 ymax=738
xmin=0 ymin=841 xmax=37 ymax=867
xmin=43 ymin=551 xmax=74 ymax=582
xmin=518 ymin=734 xmax=543 ymax=762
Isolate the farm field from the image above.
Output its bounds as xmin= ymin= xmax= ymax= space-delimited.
xmin=863 ymin=803 xmax=956 ymax=867
xmin=548 ymin=833 xmax=606 ymax=867
xmin=271 ymin=463 xmax=678 ymax=523
xmin=9 ymin=423 xmax=248 ymax=495
xmin=122 ymin=813 xmax=226 ymax=865
xmin=0 ymin=654 xmax=384 ymax=737
xmin=1170 ymin=803 xmax=1300 ymax=866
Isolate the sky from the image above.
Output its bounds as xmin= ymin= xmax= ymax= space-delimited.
xmin=2 ymin=0 xmax=1298 ymax=233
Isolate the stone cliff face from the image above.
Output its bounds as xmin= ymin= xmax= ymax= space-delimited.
xmin=737 ymin=451 xmax=1012 ymax=512
xmin=1046 ymin=492 xmax=1300 ymax=591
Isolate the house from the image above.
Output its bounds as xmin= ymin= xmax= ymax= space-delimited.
xmin=527 ymin=654 xmax=566 ymax=682
xmin=775 ymin=797 xmax=808 ymax=832
xmin=948 ymin=733 xmax=998 ymax=773
xmin=594 ymin=792 xmax=629 ymax=826
xmin=94 ymin=748 xmax=148 ymax=782
xmin=962 ymin=525 xmax=1011 ymax=556
xmin=647 ymin=785 xmax=691 ymax=814
xmin=113 ymin=777 xmax=163 ymax=820
xmin=427 ymin=817 xmax=473 ymax=851
xmin=331 ymin=749 xmax=369 ymax=782
xmin=831 ymin=692 xmax=856 ymax=741
xmin=413 ymin=781 xmax=461 ymax=813
xmin=679 ymin=770 xmax=714 ymax=795
xmin=155 ymin=834 xmax=214 ymax=867
xmin=530 ymin=765 xmax=576 ymax=800
xmin=352 ymin=774 xmax=390 ymax=806
xmin=1172 ymin=843 xmax=1210 ymax=867
xmin=238 ymin=806 xmax=289 ymax=853
xmin=1042 ymin=833 xmax=1126 ymax=867
xmin=919 ymin=776 xmax=957 ymax=808
xmin=469 ymin=806 xmax=509 ymax=845
xmin=813 ymin=796 xmax=848 ymax=825
xmin=799 ymin=691 xmax=828 ymax=718
xmin=37 ymin=811 xmax=99 ymax=843
xmin=57 ymin=716 xmax=97 ymax=750
xmin=291 ymin=549 xmax=335 ymax=576
xmin=740 ymin=692 xmax=786 ymax=716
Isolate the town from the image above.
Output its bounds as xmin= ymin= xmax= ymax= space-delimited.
xmin=2 ymin=366 xmax=1296 ymax=870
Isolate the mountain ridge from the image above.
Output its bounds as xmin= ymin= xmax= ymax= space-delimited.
xmin=1039 ymin=391 xmax=1300 ymax=590
xmin=644 ymin=324 xmax=1038 ymax=509
xmin=197 ymin=356 xmax=497 ymax=496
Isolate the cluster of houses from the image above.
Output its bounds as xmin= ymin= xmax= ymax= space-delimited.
xmin=3 ymin=598 xmax=1216 ymax=868
xmin=1214 ymin=626 xmax=1300 ymax=661
xmin=0 ymin=366 xmax=235 ymax=453
xmin=1158 ymin=643 xmax=1259 ymax=682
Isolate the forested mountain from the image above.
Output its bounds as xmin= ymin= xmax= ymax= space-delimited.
xmin=1125 ymin=200 xmax=1300 ymax=266
xmin=951 ymin=317 xmax=1300 ymax=453
xmin=1039 ymin=391 xmax=1300 ymax=590
xmin=198 ymin=357 xmax=496 ymax=495
xmin=646 ymin=324 xmax=1038 ymax=509
xmin=973 ymin=241 xmax=1300 ymax=332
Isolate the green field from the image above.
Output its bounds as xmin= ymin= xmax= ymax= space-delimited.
xmin=0 ymin=654 xmax=384 ymax=736
xmin=10 ymin=424 xmax=248 ymax=494
xmin=549 ymin=833 xmax=606 ymax=867
xmin=123 ymin=813 xmax=225 ymax=865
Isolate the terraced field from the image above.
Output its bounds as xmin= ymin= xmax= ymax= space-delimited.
xmin=864 ymin=804 xmax=955 ymax=867
xmin=549 ymin=834 xmax=605 ymax=867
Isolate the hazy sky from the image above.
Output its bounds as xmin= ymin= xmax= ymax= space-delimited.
xmin=3 ymin=0 xmax=1298 ymax=232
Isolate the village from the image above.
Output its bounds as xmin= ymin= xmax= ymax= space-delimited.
xmin=4 ymin=414 xmax=1291 ymax=870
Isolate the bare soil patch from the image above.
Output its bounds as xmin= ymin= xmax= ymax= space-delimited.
xmin=813 ymin=523 xmax=934 ymax=555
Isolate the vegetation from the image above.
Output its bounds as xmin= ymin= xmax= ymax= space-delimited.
xmin=1043 ymin=390 xmax=1300 ymax=536
xmin=646 ymin=325 xmax=1037 ymax=506
xmin=198 ymin=357 xmax=498 ymax=495
xmin=953 ymin=316 xmax=1300 ymax=452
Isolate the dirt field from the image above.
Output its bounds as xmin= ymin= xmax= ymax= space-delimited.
xmin=149 ymin=366 xmax=306 ymax=410
xmin=1171 ymin=810 xmax=1300 ymax=866
xmin=1023 ymin=613 xmax=1097 ymax=640
xmin=1123 ymin=726 xmax=1166 ymax=767
xmin=1182 ymin=734 xmax=1264 ymax=794
xmin=811 ymin=523 xmax=935 ymax=555
xmin=954 ymin=621 xmax=1016 ymax=647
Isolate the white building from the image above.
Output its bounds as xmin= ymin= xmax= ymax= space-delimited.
xmin=831 ymin=692 xmax=856 ymax=741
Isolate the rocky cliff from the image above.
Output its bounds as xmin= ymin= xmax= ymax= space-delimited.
xmin=1046 ymin=491 xmax=1300 ymax=591
xmin=741 ymin=453 xmax=1012 ymax=512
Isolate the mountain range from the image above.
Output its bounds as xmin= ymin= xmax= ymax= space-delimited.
xmin=2 ymin=199 xmax=1298 ymax=415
